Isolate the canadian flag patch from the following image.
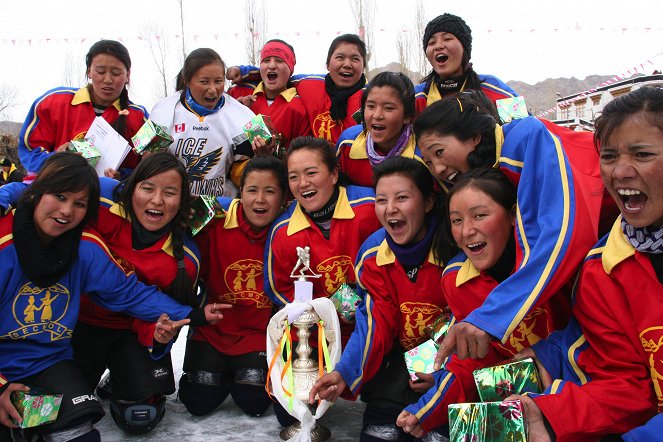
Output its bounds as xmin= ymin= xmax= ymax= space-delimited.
xmin=175 ymin=123 xmax=185 ymax=133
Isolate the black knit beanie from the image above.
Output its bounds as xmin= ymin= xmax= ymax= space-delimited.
xmin=422 ymin=13 xmax=472 ymax=60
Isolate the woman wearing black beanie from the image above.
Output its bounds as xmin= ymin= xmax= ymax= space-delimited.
xmin=415 ymin=13 xmax=518 ymax=115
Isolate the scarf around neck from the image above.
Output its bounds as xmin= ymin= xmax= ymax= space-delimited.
xmin=433 ymin=71 xmax=468 ymax=95
xmin=303 ymin=186 xmax=340 ymax=225
xmin=386 ymin=213 xmax=438 ymax=268
xmin=366 ymin=124 xmax=412 ymax=166
xmin=184 ymin=88 xmax=225 ymax=117
xmin=622 ymin=219 xmax=663 ymax=254
xmin=13 ymin=203 xmax=83 ymax=288
xmin=325 ymin=73 xmax=366 ymax=122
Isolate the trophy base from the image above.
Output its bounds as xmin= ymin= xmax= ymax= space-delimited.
xmin=279 ymin=422 xmax=331 ymax=442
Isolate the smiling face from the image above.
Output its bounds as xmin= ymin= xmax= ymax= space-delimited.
xmin=327 ymin=42 xmax=364 ymax=88
xmin=187 ymin=62 xmax=225 ymax=109
xmin=449 ymin=186 xmax=515 ymax=271
xmin=260 ymin=56 xmax=291 ymax=99
xmin=364 ymin=86 xmax=410 ymax=154
xmin=131 ymin=169 xmax=182 ymax=232
xmin=425 ymin=31 xmax=465 ymax=79
xmin=418 ymin=130 xmax=480 ymax=184
xmin=287 ymin=148 xmax=338 ymax=213
xmin=87 ymin=54 xmax=129 ymax=108
xmin=33 ymin=189 xmax=89 ymax=244
xmin=600 ymin=113 xmax=663 ymax=228
xmin=241 ymin=169 xmax=285 ymax=229
xmin=375 ymin=173 xmax=434 ymax=245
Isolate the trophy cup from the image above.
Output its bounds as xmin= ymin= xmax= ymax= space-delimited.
xmin=279 ymin=247 xmax=331 ymax=442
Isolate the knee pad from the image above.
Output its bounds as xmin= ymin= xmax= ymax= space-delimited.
xmin=178 ymin=371 xmax=229 ymax=416
xmin=234 ymin=367 xmax=266 ymax=386
xmin=230 ymin=381 xmax=271 ymax=417
xmin=94 ymin=372 xmax=112 ymax=400
xmin=109 ymin=395 xmax=165 ymax=435
xmin=361 ymin=424 xmax=405 ymax=441
xmin=37 ymin=420 xmax=100 ymax=442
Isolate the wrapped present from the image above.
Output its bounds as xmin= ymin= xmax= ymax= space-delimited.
xmin=243 ymin=114 xmax=277 ymax=145
xmin=351 ymin=108 xmax=363 ymax=124
xmin=448 ymin=400 xmax=527 ymax=442
xmin=67 ymin=138 xmax=101 ymax=168
xmin=189 ymin=195 xmax=225 ymax=236
xmin=404 ymin=339 xmax=438 ymax=381
xmin=330 ymin=283 xmax=361 ymax=321
xmin=496 ymin=96 xmax=529 ymax=123
xmin=131 ymin=120 xmax=174 ymax=155
xmin=473 ymin=357 xmax=542 ymax=402
xmin=424 ymin=309 xmax=452 ymax=343
xmin=10 ymin=391 xmax=63 ymax=429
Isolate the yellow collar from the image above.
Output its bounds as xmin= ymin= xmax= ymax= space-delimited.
xmin=425 ymin=79 xmax=468 ymax=106
xmin=375 ymin=238 xmax=439 ymax=267
xmin=287 ymin=187 xmax=355 ymax=236
xmin=223 ymin=199 xmax=240 ymax=229
xmin=108 ymin=202 xmax=174 ymax=256
xmin=493 ymin=125 xmax=505 ymax=167
xmin=72 ymin=86 xmax=122 ymax=110
xmin=349 ymin=131 xmax=417 ymax=160
xmin=455 ymin=258 xmax=481 ymax=286
xmin=602 ymin=216 xmax=635 ymax=274
xmin=254 ymin=83 xmax=298 ymax=103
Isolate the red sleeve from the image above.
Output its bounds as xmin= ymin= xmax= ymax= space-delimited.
xmin=131 ymin=318 xmax=157 ymax=348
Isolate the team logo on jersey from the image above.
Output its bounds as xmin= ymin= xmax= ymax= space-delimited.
xmin=640 ymin=326 xmax=663 ymax=411
xmin=400 ymin=302 xmax=443 ymax=349
xmin=72 ymin=131 xmax=86 ymax=141
xmin=312 ymin=112 xmax=337 ymax=142
xmin=316 ymin=255 xmax=354 ymax=295
xmin=175 ymin=123 xmax=186 ymax=133
xmin=500 ymin=307 xmax=548 ymax=355
xmin=108 ymin=249 xmax=136 ymax=276
xmin=2 ymin=283 xmax=72 ymax=341
xmin=180 ymin=146 xmax=223 ymax=182
xmin=220 ymin=259 xmax=270 ymax=308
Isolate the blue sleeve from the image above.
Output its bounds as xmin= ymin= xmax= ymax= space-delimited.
xmin=464 ymin=118 xmax=583 ymax=342
xmin=531 ymin=330 xmax=566 ymax=380
xmin=403 ymin=369 xmax=458 ymax=421
xmin=0 ymin=182 xmax=28 ymax=211
xmin=623 ymin=414 xmax=663 ymax=442
xmin=18 ymin=89 xmax=60 ymax=173
xmin=81 ymin=236 xmax=193 ymax=322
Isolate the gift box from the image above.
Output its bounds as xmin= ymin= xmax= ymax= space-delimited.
xmin=330 ymin=283 xmax=362 ymax=321
xmin=189 ymin=195 xmax=225 ymax=236
xmin=424 ymin=309 xmax=452 ymax=343
xmin=10 ymin=391 xmax=63 ymax=429
xmin=351 ymin=108 xmax=363 ymax=124
xmin=67 ymin=139 xmax=101 ymax=167
xmin=473 ymin=357 xmax=542 ymax=402
xmin=243 ymin=114 xmax=277 ymax=145
xmin=496 ymin=96 xmax=529 ymax=123
xmin=448 ymin=400 xmax=527 ymax=442
xmin=404 ymin=339 xmax=439 ymax=381
xmin=131 ymin=120 xmax=174 ymax=155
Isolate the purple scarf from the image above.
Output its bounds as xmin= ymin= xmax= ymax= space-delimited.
xmin=386 ymin=213 xmax=438 ymax=267
xmin=366 ymin=124 xmax=412 ymax=167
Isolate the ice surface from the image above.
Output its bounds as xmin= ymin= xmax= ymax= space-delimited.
xmin=95 ymin=327 xmax=366 ymax=441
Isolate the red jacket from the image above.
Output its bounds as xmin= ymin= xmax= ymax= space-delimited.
xmin=534 ymin=218 xmax=662 ymax=441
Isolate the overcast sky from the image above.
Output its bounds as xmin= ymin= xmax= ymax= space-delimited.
xmin=1 ymin=0 xmax=662 ymax=121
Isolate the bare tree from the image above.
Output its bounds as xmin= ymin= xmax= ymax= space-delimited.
xmin=396 ymin=29 xmax=410 ymax=75
xmin=61 ymin=50 xmax=80 ymax=87
xmin=349 ymin=0 xmax=375 ymax=71
xmin=414 ymin=0 xmax=428 ymax=80
xmin=245 ymin=0 xmax=267 ymax=67
xmin=0 ymin=85 xmax=19 ymax=121
xmin=141 ymin=23 xmax=171 ymax=100
xmin=178 ymin=0 xmax=187 ymax=60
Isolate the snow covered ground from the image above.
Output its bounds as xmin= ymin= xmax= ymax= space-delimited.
xmin=95 ymin=327 xmax=366 ymax=441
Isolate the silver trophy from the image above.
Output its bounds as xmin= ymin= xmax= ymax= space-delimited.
xmin=280 ymin=246 xmax=330 ymax=442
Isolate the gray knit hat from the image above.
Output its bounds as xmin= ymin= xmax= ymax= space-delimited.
xmin=422 ymin=13 xmax=472 ymax=61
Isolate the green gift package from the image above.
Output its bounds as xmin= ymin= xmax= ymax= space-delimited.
xmin=330 ymin=283 xmax=362 ymax=321
xmin=131 ymin=120 xmax=174 ymax=155
xmin=496 ymin=96 xmax=529 ymax=123
xmin=424 ymin=309 xmax=452 ymax=343
xmin=243 ymin=114 xmax=277 ymax=145
xmin=404 ymin=339 xmax=438 ymax=381
xmin=189 ymin=195 xmax=225 ymax=236
xmin=67 ymin=139 xmax=101 ymax=167
xmin=11 ymin=391 xmax=63 ymax=429
xmin=448 ymin=400 xmax=527 ymax=442
xmin=473 ymin=357 xmax=542 ymax=402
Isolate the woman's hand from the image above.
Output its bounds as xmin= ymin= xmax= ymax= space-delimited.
xmin=396 ymin=410 xmax=425 ymax=438
xmin=513 ymin=348 xmax=553 ymax=390
xmin=103 ymin=168 xmax=120 ymax=179
xmin=309 ymin=371 xmax=346 ymax=404
xmin=55 ymin=142 xmax=71 ymax=153
xmin=434 ymin=322 xmax=492 ymax=369
xmin=506 ymin=395 xmax=553 ymax=442
xmin=0 ymin=383 xmax=29 ymax=428
xmin=153 ymin=313 xmax=190 ymax=344
xmin=203 ymin=302 xmax=232 ymax=324
xmin=226 ymin=67 xmax=241 ymax=83
xmin=408 ymin=372 xmax=435 ymax=393
xmin=237 ymin=95 xmax=257 ymax=107
xmin=251 ymin=135 xmax=276 ymax=157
